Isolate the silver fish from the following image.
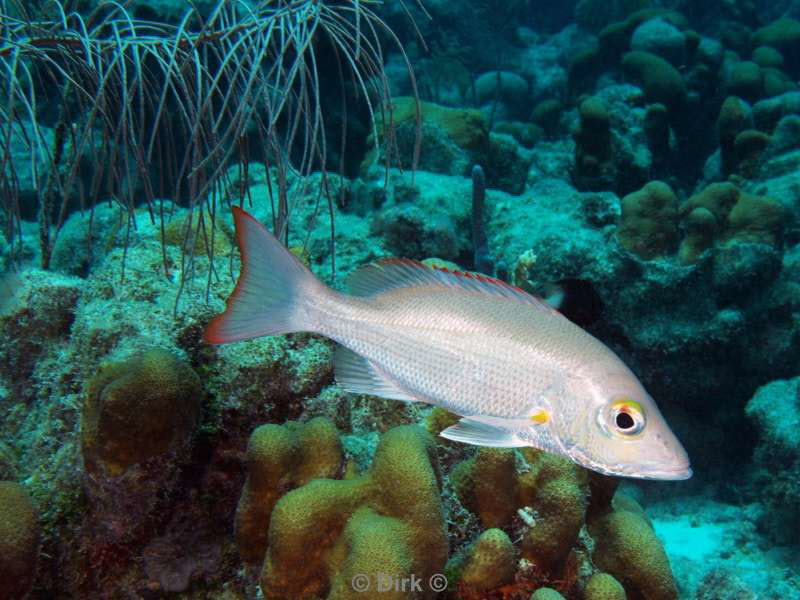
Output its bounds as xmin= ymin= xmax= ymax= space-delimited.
xmin=205 ymin=207 xmax=691 ymax=480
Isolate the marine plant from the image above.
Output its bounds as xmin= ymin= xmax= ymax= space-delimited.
xmin=0 ymin=0 xmax=421 ymax=291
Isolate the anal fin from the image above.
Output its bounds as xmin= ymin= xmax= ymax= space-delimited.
xmin=334 ymin=345 xmax=417 ymax=402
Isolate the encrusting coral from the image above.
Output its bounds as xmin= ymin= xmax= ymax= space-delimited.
xmin=0 ymin=482 xmax=40 ymax=600
xmin=240 ymin=424 xmax=448 ymax=599
xmin=235 ymin=417 xmax=343 ymax=565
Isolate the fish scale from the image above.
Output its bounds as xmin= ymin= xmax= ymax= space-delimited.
xmin=316 ymin=295 xmax=565 ymax=418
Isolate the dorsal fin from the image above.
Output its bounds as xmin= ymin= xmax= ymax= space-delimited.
xmin=346 ymin=259 xmax=557 ymax=313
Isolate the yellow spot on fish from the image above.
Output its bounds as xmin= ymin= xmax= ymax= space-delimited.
xmin=531 ymin=410 xmax=549 ymax=425
xmin=612 ymin=399 xmax=644 ymax=415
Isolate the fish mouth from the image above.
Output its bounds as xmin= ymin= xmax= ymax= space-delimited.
xmin=584 ymin=454 xmax=693 ymax=481
xmin=637 ymin=464 xmax=693 ymax=481
xmin=631 ymin=454 xmax=693 ymax=480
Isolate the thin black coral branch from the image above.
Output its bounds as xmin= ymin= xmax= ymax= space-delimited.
xmin=0 ymin=0 xmax=424 ymax=306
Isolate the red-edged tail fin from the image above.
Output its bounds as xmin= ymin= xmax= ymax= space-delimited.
xmin=203 ymin=207 xmax=322 ymax=344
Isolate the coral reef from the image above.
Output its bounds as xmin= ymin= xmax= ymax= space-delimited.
xmin=531 ymin=588 xmax=567 ymax=600
xmin=718 ymin=96 xmax=753 ymax=175
xmin=361 ymin=96 xmax=488 ymax=179
xmin=621 ymin=51 xmax=686 ymax=109
xmin=4 ymin=2 xmax=800 ymax=598
xmin=751 ymin=18 xmax=800 ymax=73
xmin=0 ymin=270 xmax=81 ymax=396
xmin=80 ymin=349 xmax=203 ymax=544
xmin=680 ymin=182 xmax=784 ymax=248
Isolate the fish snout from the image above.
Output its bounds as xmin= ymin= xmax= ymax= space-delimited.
xmin=639 ymin=430 xmax=692 ymax=480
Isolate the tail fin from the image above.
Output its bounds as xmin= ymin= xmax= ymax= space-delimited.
xmin=203 ymin=207 xmax=323 ymax=344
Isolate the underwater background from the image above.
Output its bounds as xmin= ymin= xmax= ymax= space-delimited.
xmin=1 ymin=0 xmax=799 ymax=598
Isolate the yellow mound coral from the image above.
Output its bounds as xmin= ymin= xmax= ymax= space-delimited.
xmin=588 ymin=506 xmax=677 ymax=600
xmin=573 ymin=96 xmax=614 ymax=190
xmin=617 ymin=181 xmax=680 ymax=260
xmin=235 ymin=417 xmax=343 ymax=565
xmin=360 ymin=96 xmax=488 ymax=175
xmin=451 ymin=528 xmax=516 ymax=592
xmin=452 ymin=448 xmax=518 ymax=529
xmin=452 ymin=447 xmax=588 ymax=568
xmin=254 ymin=425 xmax=447 ymax=599
xmin=679 ymin=182 xmax=784 ymax=258
xmin=0 ymin=482 xmax=40 ymax=599
xmin=81 ymin=348 xmax=202 ymax=476
xmin=584 ymin=572 xmax=627 ymax=600
xmin=163 ymin=210 xmax=233 ymax=256
xmin=531 ymin=587 xmax=567 ymax=600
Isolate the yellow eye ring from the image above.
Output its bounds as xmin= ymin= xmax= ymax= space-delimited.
xmin=608 ymin=399 xmax=646 ymax=436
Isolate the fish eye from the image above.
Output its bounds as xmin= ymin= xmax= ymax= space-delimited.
xmin=615 ymin=411 xmax=635 ymax=430
xmin=607 ymin=398 xmax=646 ymax=436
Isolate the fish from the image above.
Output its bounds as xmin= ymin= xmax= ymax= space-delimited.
xmin=205 ymin=207 xmax=692 ymax=481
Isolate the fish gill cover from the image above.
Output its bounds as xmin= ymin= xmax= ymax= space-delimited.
xmin=0 ymin=0 xmax=798 ymax=598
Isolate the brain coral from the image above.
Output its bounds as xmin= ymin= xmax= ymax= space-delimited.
xmin=81 ymin=348 xmax=203 ymax=475
xmin=254 ymin=425 xmax=448 ymax=599
xmin=0 ymin=482 xmax=40 ymax=599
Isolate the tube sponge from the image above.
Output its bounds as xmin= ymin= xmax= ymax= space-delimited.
xmin=0 ymin=482 xmax=40 ymax=600
xmin=81 ymin=348 xmax=202 ymax=475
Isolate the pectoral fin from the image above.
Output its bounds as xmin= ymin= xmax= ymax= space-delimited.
xmin=440 ymin=417 xmax=528 ymax=448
